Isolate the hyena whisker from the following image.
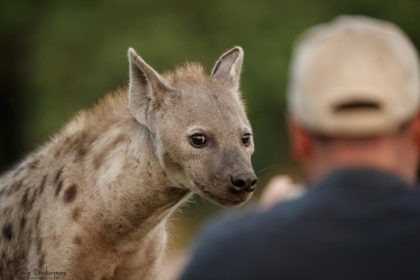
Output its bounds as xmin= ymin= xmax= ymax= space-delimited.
xmin=256 ymin=164 xmax=280 ymax=175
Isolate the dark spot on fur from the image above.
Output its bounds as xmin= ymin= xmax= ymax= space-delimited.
xmin=39 ymin=175 xmax=47 ymax=194
xmin=32 ymin=212 xmax=42 ymax=256
xmin=37 ymin=238 xmax=43 ymax=254
xmin=22 ymin=188 xmax=36 ymax=213
xmin=57 ymin=133 xmax=92 ymax=158
xmin=60 ymin=132 xmax=97 ymax=162
xmin=20 ymin=217 xmax=26 ymax=229
xmin=79 ymin=135 xmax=96 ymax=155
xmin=93 ymin=134 xmax=126 ymax=169
xmin=54 ymin=146 xmax=62 ymax=158
xmin=63 ymin=184 xmax=77 ymax=203
xmin=12 ymin=181 xmax=23 ymax=192
xmin=29 ymin=159 xmax=40 ymax=169
xmin=3 ymin=224 xmax=12 ymax=240
xmin=72 ymin=207 xmax=82 ymax=220
xmin=35 ymin=211 xmax=41 ymax=228
xmin=77 ymin=145 xmax=88 ymax=159
xmin=73 ymin=235 xmax=82 ymax=245
xmin=7 ymin=180 xmax=23 ymax=195
xmin=54 ymin=167 xmax=63 ymax=184
xmin=55 ymin=180 xmax=63 ymax=197
xmin=14 ymin=180 xmax=23 ymax=191
xmin=21 ymin=189 xmax=29 ymax=208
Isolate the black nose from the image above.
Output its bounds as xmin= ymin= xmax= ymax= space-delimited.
xmin=229 ymin=173 xmax=257 ymax=193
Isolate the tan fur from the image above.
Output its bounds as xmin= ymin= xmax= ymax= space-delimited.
xmin=0 ymin=46 xmax=255 ymax=280
xmin=163 ymin=62 xmax=209 ymax=83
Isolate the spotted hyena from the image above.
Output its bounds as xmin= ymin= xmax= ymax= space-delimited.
xmin=0 ymin=46 xmax=256 ymax=279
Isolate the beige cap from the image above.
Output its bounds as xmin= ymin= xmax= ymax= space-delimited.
xmin=287 ymin=15 xmax=420 ymax=136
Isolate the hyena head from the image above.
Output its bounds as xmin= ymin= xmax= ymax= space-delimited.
xmin=128 ymin=46 xmax=256 ymax=206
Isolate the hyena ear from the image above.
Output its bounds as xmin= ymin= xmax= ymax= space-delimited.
xmin=211 ymin=46 xmax=244 ymax=93
xmin=128 ymin=48 xmax=175 ymax=126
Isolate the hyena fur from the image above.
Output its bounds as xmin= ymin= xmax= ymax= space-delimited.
xmin=0 ymin=46 xmax=257 ymax=280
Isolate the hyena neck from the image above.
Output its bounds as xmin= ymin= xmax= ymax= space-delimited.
xmin=50 ymin=89 xmax=191 ymax=246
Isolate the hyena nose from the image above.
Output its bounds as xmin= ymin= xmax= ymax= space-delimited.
xmin=229 ymin=173 xmax=257 ymax=193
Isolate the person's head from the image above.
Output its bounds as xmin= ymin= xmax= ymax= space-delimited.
xmin=287 ymin=15 xmax=420 ymax=183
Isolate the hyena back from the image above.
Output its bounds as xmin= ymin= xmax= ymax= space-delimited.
xmin=0 ymin=46 xmax=256 ymax=280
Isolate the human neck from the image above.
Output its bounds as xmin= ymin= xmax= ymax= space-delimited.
xmin=305 ymin=135 xmax=418 ymax=185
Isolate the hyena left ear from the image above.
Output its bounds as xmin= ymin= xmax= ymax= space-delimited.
xmin=211 ymin=46 xmax=244 ymax=93
xmin=128 ymin=48 xmax=175 ymax=127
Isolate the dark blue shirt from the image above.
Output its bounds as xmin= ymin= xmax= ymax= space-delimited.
xmin=180 ymin=168 xmax=420 ymax=280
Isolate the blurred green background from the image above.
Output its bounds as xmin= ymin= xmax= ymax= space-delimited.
xmin=1 ymin=0 xmax=420 ymax=248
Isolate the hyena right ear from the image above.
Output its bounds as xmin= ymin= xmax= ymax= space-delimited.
xmin=128 ymin=48 xmax=175 ymax=127
xmin=211 ymin=46 xmax=244 ymax=93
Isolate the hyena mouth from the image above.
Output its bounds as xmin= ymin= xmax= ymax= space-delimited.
xmin=194 ymin=181 xmax=249 ymax=206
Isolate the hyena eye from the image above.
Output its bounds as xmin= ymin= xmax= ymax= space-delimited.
xmin=242 ymin=133 xmax=252 ymax=147
xmin=190 ymin=134 xmax=207 ymax=148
